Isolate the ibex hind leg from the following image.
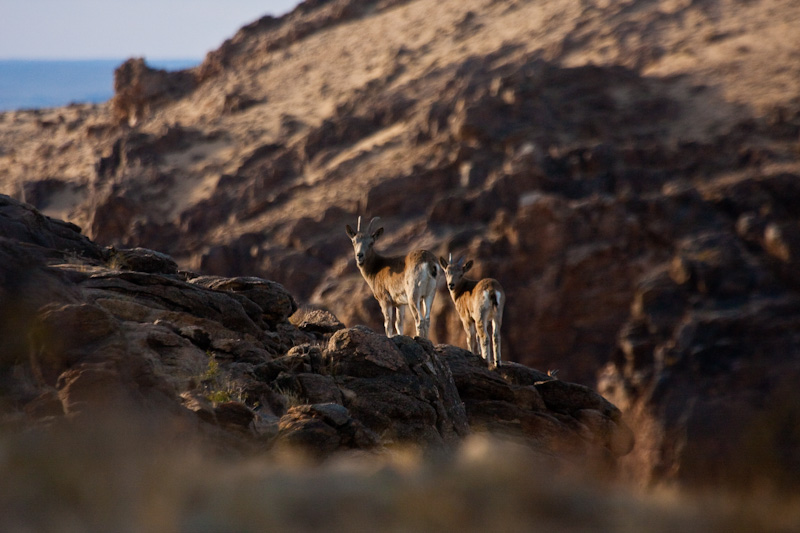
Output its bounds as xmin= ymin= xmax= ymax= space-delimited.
xmin=407 ymin=284 xmax=427 ymax=338
xmin=394 ymin=306 xmax=405 ymax=336
xmin=406 ymin=298 xmax=422 ymax=337
xmin=491 ymin=299 xmax=503 ymax=368
xmin=411 ymin=299 xmax=431 ymax=338
xmin=477 ymin=319 xmax=494 ymax=369
xmin=418 ymin=289 xmax=435 ymax=339
xmin=415 ymin=313 xmax=428 ymax=338
xmin=490 ymin=320 xmax=501 ymax=368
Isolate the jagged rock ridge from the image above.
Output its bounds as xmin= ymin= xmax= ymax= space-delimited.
xmin=0 ymin=194 xmax=632 ymax=464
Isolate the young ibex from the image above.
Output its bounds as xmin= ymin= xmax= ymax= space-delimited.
xmin=439 ymin=255 xmax=505 ymax=369
xmin=346 ymin=217 xmax=439 ymax=338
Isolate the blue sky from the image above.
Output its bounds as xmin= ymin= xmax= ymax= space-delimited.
xmin=0 ymin=1 xmax=302 ymax=60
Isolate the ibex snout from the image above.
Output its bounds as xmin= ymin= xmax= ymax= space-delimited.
xmin=356 ymin=252 xmax=365 ymax=265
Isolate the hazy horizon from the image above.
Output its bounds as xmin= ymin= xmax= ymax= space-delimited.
xmin=0 ymin=1 xmax=302 ymax=61
xmin=0 ymin=59 xmax=201 ymax=111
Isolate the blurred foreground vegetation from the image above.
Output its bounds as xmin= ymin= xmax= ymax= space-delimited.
xmin=1 ymin=412 xmax=798 ymax=533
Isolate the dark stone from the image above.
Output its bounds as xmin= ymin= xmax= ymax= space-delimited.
xmin=106 ymin=247 xmax=179 ymax=275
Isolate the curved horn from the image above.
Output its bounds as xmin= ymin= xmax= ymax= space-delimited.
xmin=356 ymin=216 xmax=362 ymax=232
xmin=448 ymin=252 xmax=452 ymax=265
xmin=367 ymin=216 xmax=381 ymax=234
xmin=457 ymin=256 xmax=465 ymax=267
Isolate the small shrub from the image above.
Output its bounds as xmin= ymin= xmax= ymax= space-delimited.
xmin=201 ymin=352 xmax=246 ymax=406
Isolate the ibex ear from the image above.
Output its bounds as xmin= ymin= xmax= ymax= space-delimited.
xmin=345 ymin=225 xmax=356 ymax=238
xmin=463 ymin=260 xmax=474 ymax=273
xmin=372 ymin=227 xmax=384 ymax=240
xmin=439 ymin=256 xmax=449 ymax=269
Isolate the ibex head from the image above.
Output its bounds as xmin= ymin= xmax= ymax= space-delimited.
xmin=439 ymin=254 xmax=473 ymax=291
xmin=345 ymin=216 xmax=383 ymax=266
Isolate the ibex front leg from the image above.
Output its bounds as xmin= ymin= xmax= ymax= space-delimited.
xmin=463 ymin=319 xmax=478 ymax=354
xmin=380 ymin=301 xmax=398 ymax=337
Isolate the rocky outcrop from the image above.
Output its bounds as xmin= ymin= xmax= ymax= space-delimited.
xmin=4 ymin=0 xmax=800 ymax=491
xmin=0 ymin=194 xmax=630 ymax=464
xmin=111 ymin=58 xmax=197 ymax=125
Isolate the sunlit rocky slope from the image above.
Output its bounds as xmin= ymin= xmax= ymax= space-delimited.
xmin=2 ymin=0 xmax=800 ymax=490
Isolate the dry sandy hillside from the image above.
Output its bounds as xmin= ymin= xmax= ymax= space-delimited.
xmin=5 ymin=0 xmax=799 ymax=217
xmin=2 ymin=0 xmax=800 ymax=375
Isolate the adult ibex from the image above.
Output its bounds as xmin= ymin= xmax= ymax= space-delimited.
xmin=346 ymin=217 xmax=438 ymax=338
xmin=439 ymin=255 xmax=505 ymax=369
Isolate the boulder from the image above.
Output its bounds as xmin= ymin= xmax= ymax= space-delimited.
xmin=322 ymin=327 xmax=469 ymax=447
xmin=105 ymin=247 xmax=179 ymax=275
xmin=289 ymin=306 xmax=345 ymax=339
xmin=0 ymin=194 xmax=102 ymax=261
xmin=189 ymin=275 xmax=297 ymax=324
xmin=275 ymin=403 xmax=381 ymax=457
